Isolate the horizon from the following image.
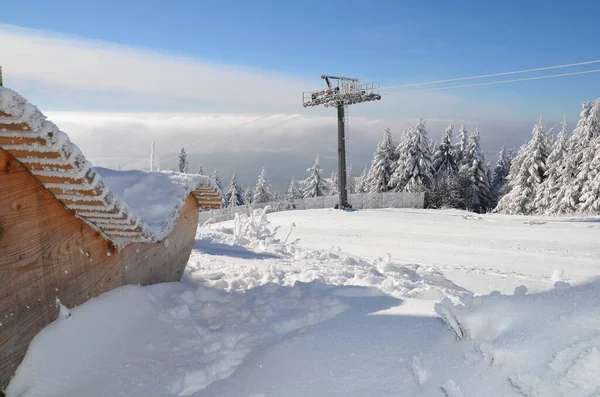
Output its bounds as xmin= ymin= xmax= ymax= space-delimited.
xmin=2 ymin=1 xmax=599 ymax=187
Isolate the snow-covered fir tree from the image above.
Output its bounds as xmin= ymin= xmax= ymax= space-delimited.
xmin=211 ymin=169 xmax=223 ymax=193
xmin=388 ymin=119 xmax=433 ymax=193
xmin=533 ymin=118 xmax=569 ymax=213
xmin=366 ymin=128 xmax=397 ymax=192
xmin=458 ymin=128 xmax=492 ymax=213
xmin=178 ymin=147 xmax=188 ymax=173
xmin=243 ymin=185 xmax=254 ymax=204
xmin=197 ymin=165 xmax=204 ymax=175
xmin=253 ymin=168 xmax=271 ymax=203
xmin=573 ymin=101 xmax=600 ymax=213
xmin=428 ymin=127 xmax=460 ymax=210
xmin=548 ymin=101 xmax=597 ymax=214
xmin=495 ymin=120 xmax=550 ymax=214
xmin=431 ymin=125 xmax=458 ymax=177
xmin=355 ymin=167 xmax=368 ymax=193
xmin=285 ymin=176 xmax=301 ymax=208
xmin=455 ymin=125 xmax=469 ymax=166
xmin=302 ymin=156 xmax=328 ymax=198
xmin=225 ymin=171 xmax=244 ymax=208
xmin=346 ymin=165 xmax=356 ymax=194
xmin=330 ymin=170 xmax=338 ymax=196
xmin=490 ymin=145 xmax=509 ymax=207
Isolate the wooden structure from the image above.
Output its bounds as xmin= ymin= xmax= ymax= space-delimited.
xmin=0 ymin=87 xmax=222 ymax=391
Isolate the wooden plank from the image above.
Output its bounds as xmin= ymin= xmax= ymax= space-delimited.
xmin=0 ymin=123 xmax=31 ymax=132
xmin=34 ymin=169 xmax=96 ymax=185
xmin=46 ymin=185 xmax=104 ymax=197
xmin=27 ymin=163 xmax=74 ymax=172
xmin=56 ymin=197 xmax=109 ymax=207
xmin=0 ymin=136 xmax=47 ymax=146
xmin=11 ymin=149 xmax=62 ymax=159
xmin=0 ymin=150 xmax=199 ymax=390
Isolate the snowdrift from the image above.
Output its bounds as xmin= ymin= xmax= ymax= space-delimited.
xmin=435 ymin=280 xmax=600 ymax=396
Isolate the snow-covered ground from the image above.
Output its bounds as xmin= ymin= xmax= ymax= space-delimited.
xmin=6 ymin=209 xmax=600 ymax=397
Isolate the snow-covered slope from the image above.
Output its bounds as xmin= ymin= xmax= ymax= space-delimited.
xmin=6 ymin=209 xmax=600 ymax=397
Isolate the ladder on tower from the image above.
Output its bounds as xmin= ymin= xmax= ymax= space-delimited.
xmin=344 ymin=105 xmax=349 ymax=173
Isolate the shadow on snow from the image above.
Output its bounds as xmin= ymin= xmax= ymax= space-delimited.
xmin=193 ymin=239 xmax=281 ymax=260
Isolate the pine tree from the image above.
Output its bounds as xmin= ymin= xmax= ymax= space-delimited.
xmin=253 ymin=168 xmax=271 ymax=203
xmin=574 ymin=101 xmax=600 ymax=213
xmin=432 ymin=125 xmax=458 ymax=177
xmin=489 ymin=145 xmax=509 ymax=208
xmin=366 ymin=128 xmax=397 ymax=192
xmin=549 ymin=101 xmax=598 ymax=214
xmin=330 ymin=170 xmax=338 ymax=196
xmin=225 ymin=171 xmax=244 ymax=208
xmin=346 ymin=165 xmax=356 ymax=194
xmin=458 ymin=128 xmax=492 ymax=212
xmin=178 ymin=147 xmax=188 ymax=173
xmin=211 ymin=169 xmax=223 ymax=192
xmin=455 ymin=125 xmax=469 ymax=166
xmin=285 ymin=177 xmax=301 ymax=208
xmin=301 ymin=156 xmax=328 ymax=198
xmin=495 ymin=120 xmax=550 ymax=214
xmin=244 ymin=185 xmax=254 ymax=204
xmin=388 ymin=119 xmax=433 ymax=193
xmin=355 ymin=166 xmax=368 ymax=193
xmin=197 ymin=165 xmax=204 ymax=175
xmin=533 ymin=119 xmax=569 ymax=213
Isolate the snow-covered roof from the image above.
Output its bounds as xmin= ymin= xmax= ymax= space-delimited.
xmin=0 ymin=87 xmax=223 ymax=247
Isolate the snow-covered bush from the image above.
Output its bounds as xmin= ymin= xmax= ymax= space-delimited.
xmin=232 ymin=206 xmax=279 ymax=244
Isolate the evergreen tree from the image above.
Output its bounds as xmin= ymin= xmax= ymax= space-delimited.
xmin=253 ymin=168 xmax=271 ymax=203
xmin=432 ymin=125 xmax=458 ymax=177
xmin=490 ymin=145 xmax=509 ymax=208
xmin=178 ymin=147 xmax=188 ymax=173
xmin=330 ymin=170 xmax=338 ymax=196
xmin=355 ymin=167 xmax=368 ymax=193
xmin=458 ymin=128 xmax=492 ymax=212
xmin=496 ymin=120 xmax=550 ymax=214
xmin=574 ymin=101 xmax=600 ymax=213
xmin=346 ymin=165 xmax=356 ymax=194
xmin=285 ymin=177 xmax=301 ymax=208
xmin=211 ymin=169 xmax=223 ymax=192
xmin=533 ymin=119 xmax=569 ymax=213
xmin=243 ymin=185 xmax=254 ymax=204
xmin=366 ymin=128 xmax=397 ymax=192
xmin=301 ymin=156 xmax=328 ymax=198
xmin=549 ymin=101 xmax=597 ymax=214
xmin=388 ymin=119 xmax=433 ymax=193
xmin=225 ymin=171 xmax=244 ymax=208
xmin=197 ymin=165 xmax=204 ymax=175
xmin=428 ymin=126 xmax=460 ymax=210
xmin=455 ymin=125 xmax=469 ymax=166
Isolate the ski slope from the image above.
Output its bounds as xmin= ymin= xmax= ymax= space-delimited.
xmin=6 ymin=209 xmax=600 ymax=397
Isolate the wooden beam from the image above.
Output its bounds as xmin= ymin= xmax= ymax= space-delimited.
xmin=0 ymin=136 xmax=47 ymax=146
xmin=0 ymin=122 xmax=31 ymax=131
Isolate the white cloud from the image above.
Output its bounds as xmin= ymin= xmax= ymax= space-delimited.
xmin=0 ymin=24 xmax=512 ymax=118
xmin=0 ymin=24 xmax=317 ymax=112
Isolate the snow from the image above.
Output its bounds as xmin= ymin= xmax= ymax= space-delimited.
xmin=6 ymin=208 xmax=600 ymax=397
xmin=96 ymin=167 xmax=219 ymax=239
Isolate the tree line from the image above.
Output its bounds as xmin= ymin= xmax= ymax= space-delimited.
xmin=174 ymin=96 xmax=600 ymax=215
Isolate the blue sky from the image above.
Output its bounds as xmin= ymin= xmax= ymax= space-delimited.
xmin=1 ymin=1 xmax=599 ymax=179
